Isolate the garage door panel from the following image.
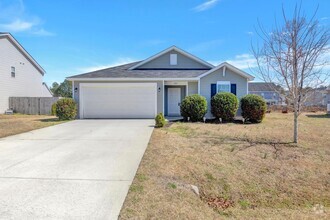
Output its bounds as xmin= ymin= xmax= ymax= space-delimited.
xmin=80 ymin=83 xmax=157 ymax=119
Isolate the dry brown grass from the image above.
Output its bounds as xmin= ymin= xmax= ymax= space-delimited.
xmin=120 ymin=112 xmax=330 ymax=219
xmin=0 ymin=114 xmax=65 ymax=138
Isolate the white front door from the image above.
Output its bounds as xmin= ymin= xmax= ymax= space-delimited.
xmin=168 ymin=87 xmax=181 ymax=116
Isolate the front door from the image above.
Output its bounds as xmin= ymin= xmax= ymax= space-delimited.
xmin=168 ymin=87 xmax=181 ymax=116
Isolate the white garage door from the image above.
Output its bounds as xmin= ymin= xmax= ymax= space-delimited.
xmin=80 ymin=83 xmax=157 ymax=119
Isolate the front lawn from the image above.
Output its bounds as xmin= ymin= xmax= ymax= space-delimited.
xmin=0 ymin=114 xmax=65 ymax=138
xmin=120 ymin=112 xmax=329 ymax=219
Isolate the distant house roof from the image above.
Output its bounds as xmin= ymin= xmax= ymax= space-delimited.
xmin=249 ymin=82 xmax=279 ymax=92
xmin=0 ymin=32 xmax=45 ymax=75
xmin=67 ymin=62 xmax=208 ymax=79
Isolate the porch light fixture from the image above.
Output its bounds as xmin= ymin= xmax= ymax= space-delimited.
xmin=158 ymin=87 xmax=161 ymax=92
xmin=74 ymin=87 xmax=78 ymax=92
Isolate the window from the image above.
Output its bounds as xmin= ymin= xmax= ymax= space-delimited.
xmin=170 ymin=54 xmax=177 ymax=65
xmin=11 ymin=66 xmax=15 ymax=78
xmin=217 ymin=81 xmax=230 ymax=93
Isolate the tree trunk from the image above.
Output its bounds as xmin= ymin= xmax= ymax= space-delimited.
xmin=293 ymin=110 xmax=298 ymax=143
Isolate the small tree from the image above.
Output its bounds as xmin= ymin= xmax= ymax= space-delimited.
xmin=252 ymin=4 xmax=330 ymax=143
xmin=52 ymin=80 xmax=72 ymax=98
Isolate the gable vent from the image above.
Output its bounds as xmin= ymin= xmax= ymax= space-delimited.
xmin=170 ymin=54 xmax=177 ymax=65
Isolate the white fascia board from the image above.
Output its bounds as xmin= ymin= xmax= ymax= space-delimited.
xmin=198 ymin=62 xmax=255 ymax=81
xmin=0 ymin=33 xmax=46 ymax=75
xmin=128 ymin=46 xmax=214 ymax=70
xmin=66 ymin=77 xmax=199 ymax=81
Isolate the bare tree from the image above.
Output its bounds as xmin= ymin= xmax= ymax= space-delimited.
xmin=252 ymin=4 xmax=330 ymax=143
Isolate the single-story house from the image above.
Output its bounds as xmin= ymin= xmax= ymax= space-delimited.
xmin=0 ymin=32 xmax=52 ymax=113
xmin=248 ymin=82 xmax=284 ymax=105
xmin=67 ymin=46 xmax=254 ymax=119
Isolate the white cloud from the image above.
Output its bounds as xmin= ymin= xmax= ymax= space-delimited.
xmin=193 ymin=0 xmax=219 ymax=12
xmin=320 ymin=17 xmax=329 ymax=21
xmin=78 ymin=58 xmax=137 ymax=73
xmin=32 ymin=28 xmax=55 ymax=36
xmin=0 ymin=19 xmax=35 ymax=32
xmin=0 ymin=0 xmax=53 ymax=36
xmin=209 ymin=53 xmax=258 ymax=70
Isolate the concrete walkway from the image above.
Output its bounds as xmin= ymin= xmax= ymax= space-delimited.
xmin=0 ymin=120 xmax=154 ymax=219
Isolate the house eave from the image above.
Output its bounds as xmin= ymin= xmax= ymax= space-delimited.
xmin=66 ymin=77 xmax=199 ymax=81
xmin=198 ymin=62 xmax=255 ymax=81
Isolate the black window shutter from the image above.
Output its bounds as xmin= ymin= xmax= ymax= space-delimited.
xmin=211 ymin=84 xmax=217 ymax=98
xmin=231 ymin=84 xmax=237 ymax=95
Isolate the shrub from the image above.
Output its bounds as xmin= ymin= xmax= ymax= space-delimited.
xmin=240 ymin=94 xmax=267 ymax=123
xmin=155 ymin=113 xmax=166 ymax=128
xmin=180 ymin=94 xmax=207 ymax=122
xmin=211 ymin=92 xmax=239 ymax=121
xmin=51 ymin=103 xmax=57 ymax=116
xmin=55 ymin=98 xmax=77 ymax=120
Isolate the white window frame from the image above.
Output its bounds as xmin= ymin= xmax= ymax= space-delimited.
xmin=170 ymin=54 xmax=177 ymax=65
xmin=216 ymin=81 xmax=231 ymax=93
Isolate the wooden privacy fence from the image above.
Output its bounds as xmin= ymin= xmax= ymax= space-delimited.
xmin=9 ymin=97 xmax=60 ymax=115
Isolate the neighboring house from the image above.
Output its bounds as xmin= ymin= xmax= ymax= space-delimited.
xmin=249 ymin=82 xmax=283 ymax=105
xmin=67 ymin=46 xmax=254 ymax=119
xmin=0 ymin=32 xmax=52 ymax=113
xmin=304 ymin=87 xmax=328 ymax=106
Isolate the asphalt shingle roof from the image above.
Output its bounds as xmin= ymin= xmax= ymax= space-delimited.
xmin=68 ymin=62 xmax=210 ymax=79
xmin=248 ymin=82 xmax=278 ymax=92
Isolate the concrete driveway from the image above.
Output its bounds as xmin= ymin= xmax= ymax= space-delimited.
xmin=0 ymin=119 xmax=154 ymax=219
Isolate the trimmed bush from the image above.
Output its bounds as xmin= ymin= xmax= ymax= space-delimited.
xmin=51 ymin=103 xmax=57 ymax=116
xmin=180 ymin=94 xmax=207 ymax=122
xmin=55 ymin=98 xmax=77 ymax=120
xmin=155 ymin=113 xmax=166 ymax=128
xmin=211 ymin=92 xmax=239 ymax=121
xmin=240 ymin=94 xmax=267 ymax=123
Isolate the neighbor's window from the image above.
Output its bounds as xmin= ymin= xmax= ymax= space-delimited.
xmin=11 ymin=66 xmax=15 ymax=78
xmin=170 ymin=54 xmax=177 ymax=65
xmin=217 ymin=81 xmax=230 ymax=93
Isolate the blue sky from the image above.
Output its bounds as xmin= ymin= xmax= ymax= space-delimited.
xmin=0 ymin=0 xmax=329 ymax=85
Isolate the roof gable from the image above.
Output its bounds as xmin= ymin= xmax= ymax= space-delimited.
xmin=0 ymin=33 xmax=45 ymax=75
xmin=129 ymin=46 xmax=214 ymax=70
xmin=198 ymin=62 xmax=254 ymax=81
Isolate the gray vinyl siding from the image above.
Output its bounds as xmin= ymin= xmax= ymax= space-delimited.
xmin=188 ymin=82 xmax=198 ymax=95
xmin=137 ymin=49 xmax=210 ymax=70
xmin=73 ymin=81 xmax=164 ymax=118
xmin=200 ymin=67 xmax=248 ymax=118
